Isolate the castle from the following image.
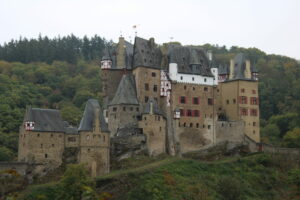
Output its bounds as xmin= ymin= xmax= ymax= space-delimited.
xmin=17 ymin=36 xmax=260 ymax=177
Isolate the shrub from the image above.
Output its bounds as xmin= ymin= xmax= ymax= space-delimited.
xmin=217 ymin=176 xmax=243 ymax=200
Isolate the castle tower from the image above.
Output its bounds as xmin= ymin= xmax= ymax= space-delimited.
xmin=132 ymin=37 xmax=163 ymax=108
xmin=218 ymin=53 xmax=260 ymax=142
xmin=18 ymin=107 xmax=65 ymax=168
xmin=138 ymin=99 xmax=166 ymax=156
xmin=78 ymin=99 xmax=110 ymax=177
xmin=107 ymin=74 xmax=140 ymax=137
xmin=101 ymin=48 xmax=112 ymax=69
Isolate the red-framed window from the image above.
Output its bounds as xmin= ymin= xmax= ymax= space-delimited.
xmin=250 ymin=109 xmax=258 ymax=116
xmin=239 ymin=96 xmax=248 ymax=104
xmin=250 ymin=97 xmax=258 ymax=105
xmin=180 ymin=109 xmax=185 ymax=116
xmin=240 ymin=108 xmax=248 ymax=116
xmin=194 ymin=110 xmax=200 ymax=117
xmin=187 ymin=110 xmax=192 ymax=117
xmin=179 ymin=96 xmax=186 ymax=104
xmin=193 ymin=97 xmax=199 ymax=105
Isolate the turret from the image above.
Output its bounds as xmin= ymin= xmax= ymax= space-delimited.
xmin=101 ymin=48 xmax=112 ymax=69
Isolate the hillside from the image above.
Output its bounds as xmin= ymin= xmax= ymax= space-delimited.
xmin=16 ymin=153 xmax=300 ymax=200
xmin=0 ymin=35 xmax=300 ymax=161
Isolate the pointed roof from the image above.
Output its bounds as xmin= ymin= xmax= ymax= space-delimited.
xmin=101 ymin=47 xmax=111 ymax=61
xmin=218 ymin=65 xmax=229 ymax=75
xmin=24 ymin=107 xmax=65 ymax=132
xmin=78 ymin=99 xmax=109 ymax=132
xmin=142 ymin=99 xmax=163 ymax=116
xmin=109 ymin=74 xmax=139 ymax=106
xmin=233 ymin=53 xmax=247 ymax=79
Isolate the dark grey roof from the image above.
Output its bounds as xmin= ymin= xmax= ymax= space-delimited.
xmin=168 ymin=46 xmax=214 ymax=77
xmin=233 ymin=53 xmax=247 ymax=79
xmin=65 ymin=126 xmax=78 ymax=134
xmin=133 ymin=37 xmax=162 ymax=69
xmin=107 ymin=38 xmax=133 ymax=69
xmin=142 ymin=99 xmax=163 ymax=116
xmin=251 ymin=63 xmax=258 ymax=73
xmin=218 ymin=65 xmax=229 ymax=75
xmin=102 ymin=47 xmax=112 ymax=61
xmin=109 ymin=74 xmax=139 ymax=106
xmin=24 ymin=107 xmax=65 ymax=132
xmin=78 ymin=99 xmax=109 ymax=132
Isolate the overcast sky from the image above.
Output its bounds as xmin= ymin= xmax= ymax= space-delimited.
xmin=1 ymin=0 xmax=299 ymax=59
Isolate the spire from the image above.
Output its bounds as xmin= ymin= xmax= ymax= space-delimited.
xmin=109 ymin=74 xmax=139 ymax=106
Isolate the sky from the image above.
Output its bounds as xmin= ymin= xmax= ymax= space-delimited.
xmin=1 ymin=0 xmax=300 ymax=59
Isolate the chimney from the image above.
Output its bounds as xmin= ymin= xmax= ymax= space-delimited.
xmin=149 ymin=101 xmax=153 ymax=115
xmin=149 ymin=38 xmax=155 ymax=47
xmin=207 ymin=50 xmax=213 ymax=61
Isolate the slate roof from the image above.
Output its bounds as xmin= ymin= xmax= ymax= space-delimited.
xmin=233 ymin=53 xmax=247 ymax=79
xmin=133 ymin=37 xmax=162 ymax=69
xmin=142 ymin=99 xmax=163 ymax=116
xmin=105 ymin=39 xmax=133 ymax=69
xmin=109 ymin=74 xmax=139 ymax=106
xmin=218 ymin=65 xmax=229 ymax=75
xmin=102 ymin=47 xmax=112 ymax=60
xmin=78 ymin=99 xmax=109 ymax=132
xmin=24 ymin=107 xmax=65 ymax=132
xmin=168 ymin=46 xmax=214 ymax=77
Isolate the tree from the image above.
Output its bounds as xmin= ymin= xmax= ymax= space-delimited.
xmin=283 ymin=128 xmax=300 ymax=148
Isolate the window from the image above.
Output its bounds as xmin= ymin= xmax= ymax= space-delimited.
xmin=193 ymin=87 xmax=195 ymax=91
xmin=123 ymin=107 xmax=126 ymax=111
xmin=190 ymin=123 xmax=193 ymax=127
xmin=208 ymin=125 xmax=211 ymax=129
xmin=192 ymin=77 xmax=195 ymax=81
xmin=153 ymin=85 xmax=158 ymax=92
xmin=252 ymin=90 xmax=256 ymax=94
xmin=204 ymin=87 xmax=208 ymax=91
xmin=204 ymin=78 xmax=207 ymax=82
xmin=180 ymin=96 xmax=186 ymax=104
xmin=68 ymin=137 xmax=76 ymax=142
xmin=154 ymin=97 xmax=158 ymax=102
xmin=40 ymin=144 xmax=43 ymax=148
xmin=37 ymin=133 xmax=40 ymax=137
xmin=113 ymin=107 xmax=117 ymax=112
xmin=183 ymin=123 xmax=186 ymax=127
xmin=151 ymin=72 xmax=156 ymax=77
xmin=240 ymin=108 xmax=248 ymax=116
xmin=130 ymin=107 xmax=133 ymax=111
xmin=208 ymin=98 xmax=213 ymax=105
xmin=233 ymin=99 xmax=236 ymax=104
xmin=250 ymin=97 xmax=258 ymax=105
xmin=253 ymin=122 xmax=256 ymax=126
xmin=250 ymin=109 xmax=258 ymax=116
xmin=145 ymin=83 xmax=149 ymax=90
xmin=160 ymin=127 xmax=162 ymax=131
xmin=50 ymin=134 xmax=53 ymax=137
xmin=241 ymin=88 xmax=245 ymax=93
xmin=187 ymin=110 xmax=192 ymax=117
xmin=196 ymin=123 xmax=199 ymax=128
xmin=144 ymin=117 xmax=147 ymax=120
xmin=194 ymin=110 xmax=200 ymax=117
xmin=193 ymin=97 xmax=199 ymax=104
xmin=184 ymin=85 xmax=187 ymax=90
xmin=239 ymin=96 xmax=248 ymax=104
xmin=180 ymin=76 xmax=183 ymax=80
xmin=136 ymin=107 xmax=139 ymax=112
xmin=178 ymin=122 xmax=181 ymax=127
xmin=226 ymin=99 xmax=229 ymax=104
xmin=88 ymin=149 xmax=90 ymax=153
xmin=145 ymin=96 xmax=149 ymax=103
xmin=180 ymin=109 xmax=185 ymax=116
xmin=45 ymin=154 xmax=48 ymax=158
xmin=52 ymin=144 xmax=55 ymax=147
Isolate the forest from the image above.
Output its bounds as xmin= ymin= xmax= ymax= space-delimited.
xmin=0 ymin=35 xmax=299 ymax=161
